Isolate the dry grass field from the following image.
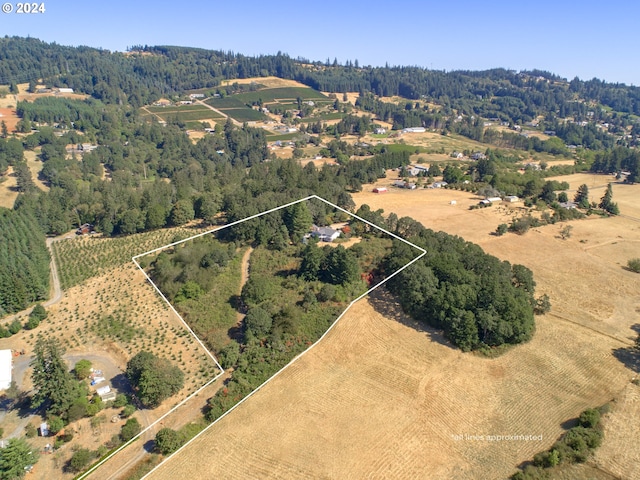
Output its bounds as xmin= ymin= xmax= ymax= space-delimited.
xmin=0 ymin=166 xmax=19 ymax=208
xmin=23 ymin=149 xmax=49 ymax=191
xmin=220 ymin=76 xmax=307 ymax=89
xmin=0 ymin=107 xmax=19 ymax=132
xmin=147 ymin=172 xmax=640 ymax=480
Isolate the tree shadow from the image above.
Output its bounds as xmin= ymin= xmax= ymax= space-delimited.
xmin=367 ymin=286 xmax=456 ymax=350
xmin=612 ymin=323 xmax=640 ymax=373
xmin=111 ymin=373 xmax=133 ymax=396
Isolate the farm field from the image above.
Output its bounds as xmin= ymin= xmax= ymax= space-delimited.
xmin=0 ymin=107 xmax=19 ymax=132
xmin=149 ymin=174 xmax=640 ymax=480
xmin=0 ymin=227 xmax=223 ymax=479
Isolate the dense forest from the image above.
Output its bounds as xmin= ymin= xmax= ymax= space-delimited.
xmin=2 ymin=36 xmax=640 ymax=121
xmin=0 ymin=209 xmax=50 ymax=316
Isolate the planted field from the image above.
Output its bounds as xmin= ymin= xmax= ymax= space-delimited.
xmin=52 ymin=228 xmax=202 ymax=290
xmin=222 ymin=108 xmax=267 ymax=122
xmin=205 ymin=97 xmax=247 ymax=109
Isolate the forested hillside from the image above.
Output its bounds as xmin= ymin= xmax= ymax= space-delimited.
xmin=2 ymin=36 xmax=640 ymax=121
xmin=0 ymin=209 xmax=50 ymax=316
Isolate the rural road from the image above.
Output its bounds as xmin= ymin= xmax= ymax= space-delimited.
xmin=194 ymin=99 xmax=240 ymax=126
xmin=0 ymin=233 xmax=68 ymax=325
xmin=235 ymin=247 xmax=253 ymax=326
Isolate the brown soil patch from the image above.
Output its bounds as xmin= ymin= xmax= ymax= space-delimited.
xmin=0 ymin=166 xmax=19 ymax=208
xmin=0 ymin=107 xmax=19 ymax=132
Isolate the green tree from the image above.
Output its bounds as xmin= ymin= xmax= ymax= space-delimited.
xmin=284 ymin=202 xmax=313 ymax=242
xmin=599 ymin=183 xmax=619 ymax=214
xmin=120 ymin=418 xmax=141 ymax=442
xmin=1 ymin=121 xmax=8 ymax=138
xmin=495 ymin=223 xmax=508 ymax=236
xmin=574 ymin=184 xmax=590 ymax=208
xmin=627 ymin=258 xmax=640 ymax=273
xmin=170 ymin=199 xmax=195 ymax=226
xmin=0 ymin=438 xmax=39 ymax=479
xmin=67 ymin=448 xmax=93 ymax=473
xmin=30 ymin=336 xmax=85 ymax=417
xmin=73 ymin=359 xmax=92 ymax=380
xmin=154 ymin=428 xmax=184 ymax=455
xmin=559 ymin=225 xmax=573 ymax=240
xmin=29 ymin=304 xmax=47 ymax=322
xmin=323 ymin=246 xmax=360 ymax=285
xmin=244 ymin=306 xmax=273 ymax=338
xmin=47 ymin=416 xmax=64 ymax=435
xmin=126 ymin=351 xmax=184 ymax=408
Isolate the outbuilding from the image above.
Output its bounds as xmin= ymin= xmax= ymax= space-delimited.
xmin=373 ymin=187 xmax=388 ymax=193
xmin=0 ymin=349 xmax=11 ymax=390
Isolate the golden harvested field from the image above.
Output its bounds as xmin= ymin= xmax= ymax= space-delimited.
xmin=220 ymin=76 xmax=307 ymax=89
xmin=593 ymin=383 xmax=640 ymax=478
xmin=149 ymin=173 xmax=640 ymax=480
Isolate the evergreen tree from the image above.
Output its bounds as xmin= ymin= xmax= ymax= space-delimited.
xmin=30 ymin=336 xmax=84 ymax=417
xmin=574 ymin=184 xmax=590 ymax=208
xmin=0 ymin=438 xmax=39 ymax=479
xmin=598 ymin=183 xmax=619 ymax=214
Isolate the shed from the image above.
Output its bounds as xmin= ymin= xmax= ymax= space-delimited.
xmin=373 ymin=187 xmax=388 ymax=193
xmin=392 ymin=180 xmax=406 ymax=188
xmin=486 ymin=197 xmax=502 ymax=203
xmin=450 ymin=200 xmax=457 ymax=205
xmin=40 ymin=422 xmax=49 ymax=437
xmin=96 ymin=385 xmax=111 ymax=396
xmin=505 ymin=195 xmax=519 ymax=203
xmin=100 ymin=391 xmax=117 ymax=402
xmin=0 ymin=350 xmax=12 ymax=390
xmin=58 ymin=88 xmax=74 ymax=93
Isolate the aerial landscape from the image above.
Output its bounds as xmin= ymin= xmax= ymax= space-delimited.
xmin=0 ymin=1 xmax=640 ymax=479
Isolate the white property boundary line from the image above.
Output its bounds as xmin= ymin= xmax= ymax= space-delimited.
xmin=81 ymin=195 xmax=425 ymax=480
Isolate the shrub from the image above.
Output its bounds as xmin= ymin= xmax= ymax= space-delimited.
xmin=154 ymin=428 xmax=184 ymax=455
xmin=47 ymin=416 xmax=64 ymax=435
xmin=67 ymin=448 xmax=93 ymax=473
xmin=121 ymin=404 xmax=136 ymax=418
xmin=120 ymin=418 xmax=142 ymax=442
xmin=24 ymin=423 xmax=37 ymax=438
xmin=74 ymin=359 xmax=92 ymax=380
xmin=579 ymin=408 xmax=600 ymax=428
xmin=8 ymin=319 xmax=21 ymax=335
xmin=113 ymin=393 xmax=128 ymax=408
xmin=627 ymin=258 xmax=640 ymax=273
xmin=495 ymin=223 xmax=508 ymax=236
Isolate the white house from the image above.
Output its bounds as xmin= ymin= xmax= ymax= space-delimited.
xmin=310 ymin=225 xmax=340 ymax=242
xmin=0 ymin=349 xmax=12 ymax=390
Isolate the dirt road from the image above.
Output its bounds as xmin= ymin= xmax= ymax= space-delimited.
xmin=1 ymin=234 xmax=67 ymax=325
xmin=235 ymin=247 xmax=253 ymax=326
